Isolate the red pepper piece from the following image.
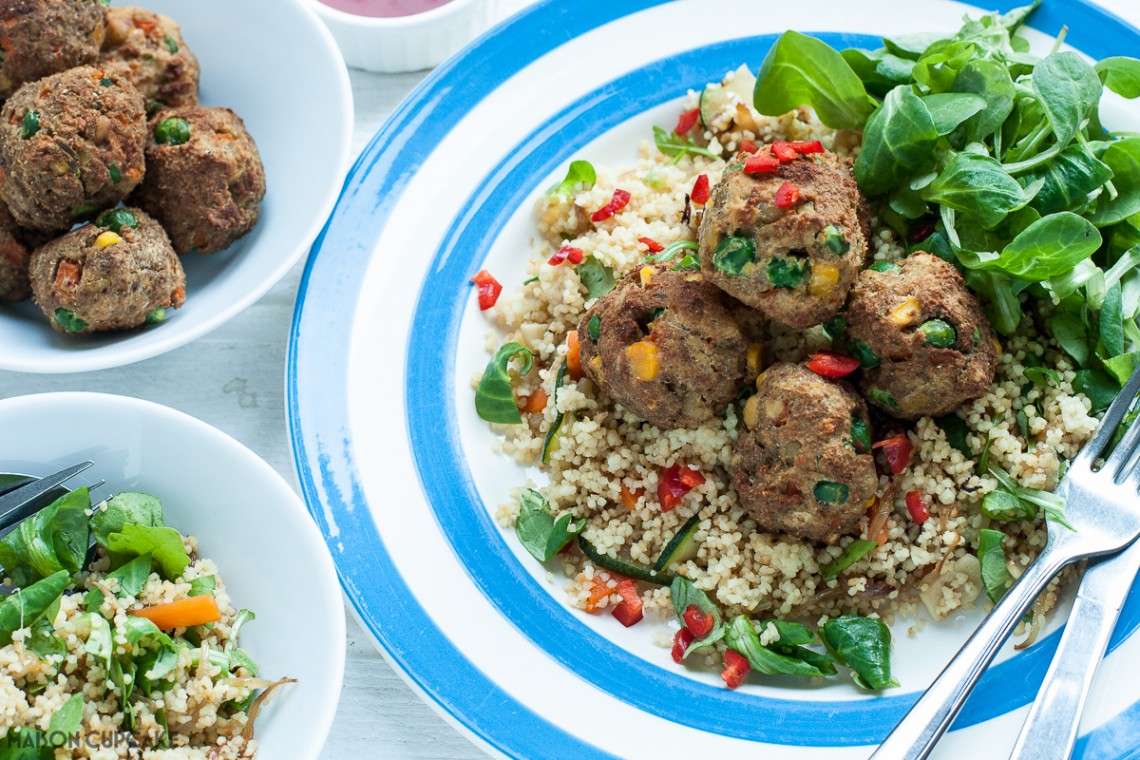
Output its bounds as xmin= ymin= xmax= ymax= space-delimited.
xmin=591 ymin=188 xmax=632 ymax=222
xmin=682 ymin=604 xmax=714 ymax=638
xmin=786 ymin=140 xmax=824 ymax=154
xmin=658 ymin=464 xmax=704 ymax=511
xmin=743 ymin=152 xmax=780 ymax=174
xmin=691 ymin=174 xmax=711 ymax=205
xmin=771 ymin=141 xmax=798 ymax=162
xmin=610 ymin=577 xmax=644 ymax=627
xmin=805 ymin=351 xmax=861 ymax=378
xmin=638 ymin=237 xmax=664 ymax=253
xmin=674 ymin=108 xmax=700 ymax=136
xmin=911 ymin=225 xmax=935 ymax=242
xmin=470 ymin=269 xmax=502 ymax=311
xmin=671 ymin=628 xmax=694 ymax=663
xmin=905 ymin=491 xmax=930 ymax=524
xmin=548 ymin=243 xmax=584 ymax=266
xmin=722 ymin=649 xmax=751 ymax=689
xmin=739 ymin=139 xmax=758 ymax=154
xmin=873 ymin=434 xmax=914 ymax=475
xmin=774 ymin=181 xmax=800 ymax=208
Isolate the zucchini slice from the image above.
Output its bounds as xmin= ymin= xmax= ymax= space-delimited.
xmin=578 ymin=536 xmax=675 ymax=586
xmin=653 ymin=514 xmax=702 ymax=572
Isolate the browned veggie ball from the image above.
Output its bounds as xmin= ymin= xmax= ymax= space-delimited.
xmin=846 ymin=252 xmax=998 ymax=419
xmin=731 ymin=362 xmax=878 ymax=544
xmin=100 ymin=6 xmax=199 ymax=112
xmin=0 ymin=65 xmax=146 ymax=231
xmin=698 ymin=149 xmax=868 ymax=329
xmin=132 ymin=105 xmax=265 ymax=254
xmin=0 ymin=0 xmax=105 ymax=100
xmin=577 ymin=262 xmax=757 ymax=429
xmin=0 ymin=202 xmax=30 ymax=301
xmin=28 ymin=206 xmax=185 ymax=334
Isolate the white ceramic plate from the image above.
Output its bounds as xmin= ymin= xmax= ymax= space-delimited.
xmin=288 ymin=1 xmax=1140 ymax=757
xmin=0 ymin=392 xmax=345 ymax=759
xmin=0 ymin=0 xmax=353 ymax=374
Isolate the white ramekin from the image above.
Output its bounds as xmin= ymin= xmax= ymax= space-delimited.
xmin=308 ymin=0 xmax=499 ymax=73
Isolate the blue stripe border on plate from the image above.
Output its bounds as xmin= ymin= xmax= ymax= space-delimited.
xmin=288 ymin=0 xmax=1140 ymax=756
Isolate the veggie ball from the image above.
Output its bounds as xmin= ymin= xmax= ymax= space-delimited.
xmin=132 ymin=105 xmax=266 ymax=254
xmin=846 ymin=252 xmax=998 ymax=419
xmin=28 ymin=207 xmax=185 ymax=334
xmin=0 ymin=202 xmax=31 ymax=301
xmin=0 ymin=65 xmax=146 ymax=231
xmin=698 ymin=147 xmax=868 ymax=329
xmin=101 ymin=6 xmax=200 ymax=112
xmin=0 ymin=0 xmax=106 ymax=101
xmin=732 ymin=362 xmax=877 ymax=545
xmin=577 ymin=262 xmax=756 ymax=429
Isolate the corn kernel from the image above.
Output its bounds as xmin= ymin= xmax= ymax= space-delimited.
xmin=626 ymin=341 xmax=659 ymax=381
xmin=640 ymin=267 xmax=654 ymax=287
xmin=743 ymin=395 xmax=760 ymax=430
xmin=866 ymin=496 xmax=877 ymax=508
xmin=808 ymin=262 xmax=839 ymax=296
xmin=589 ymin=355 xmax=602 ymax=369
xmin=889 ymin=296 xmax=920 ymax=327
xmin=992 ymin=337 xmax=1002 ymax=355
xmin=746 ymin=342 xmax=764 ymax=375
xmin=754 ymin=369 xmax=768 ymax=390
xmin=94 ymin=231 xmax=121 ymax=249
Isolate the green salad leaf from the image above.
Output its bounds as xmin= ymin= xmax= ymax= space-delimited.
xmin=547 ymin=160 xmax=596 ymax=197
xmin=978 ymin=528 xmax=1014 ymax=603
xmin=106 ymin=524 xmax=190 ymax=580
xmin=670 ymin=576 xmax=725 ymax=657
xmin=820 ymin=539 xmax=878 ymax=581
xmin=47 ymin=693 xmax=84 ymax=745
xmin=724 ymin=616 xmax=832 ymax=677
xmin=575 ymin=256 xmax=616 ymax=300
xmin=0 ymin=489 xmax=90 ymax=586
xmin=475 ymin=342 xmax=534 ymax=425
xmin=0 ymin=570 xmax=71 ymax=646
xmin=821 ymin=615 xmax=899 ymax=690
xmin=515 ymin=488 xmax=585 ymax=562
xmin=754 ymin=31 xmax=873 ymax=129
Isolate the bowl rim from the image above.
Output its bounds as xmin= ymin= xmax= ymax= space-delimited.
xmin=0 ymin=390 xmax=347 ymax=758
xmin=307 ymin=0 xmax=485 ymax=29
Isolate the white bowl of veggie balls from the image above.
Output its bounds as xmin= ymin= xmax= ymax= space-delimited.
xmin=0 ymin=0 xmax=353 ymax=373
xmin=0 ymin=392 xmax=345 ymax=757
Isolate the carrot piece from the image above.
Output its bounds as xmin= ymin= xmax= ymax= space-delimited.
xmin=171 ymin=285 xmax=186 ymax=307
xmin=54 ymin=260 xmax=81 ymax=290
xmin=129 ymin=594 xmax=221 ymax=630
xmin=518 ymin=388 xmax=548 ymax=414
xmin=566 ymin=330 xmax=583 ymax=380
xmin=620 ymin=482 xmax=643 ymax=510
xmin=867 ymin=498 xmax=891 ymax=545
xmin=585 ymin=576 xmax=612 ymax=613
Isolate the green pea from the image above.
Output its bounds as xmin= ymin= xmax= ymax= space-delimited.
xmin=108 ymin=164 xmax=121 ymax=184
xmin=850 ymin=417 xmax=871 ymax=454
xmin=849 ymin=339 xmax=881 ymax=369
xmin=163 ymin=35 xmax=179 ymax=54
xmin=868 ymin=388 xmax=898 ymax=409
xmin=99 ymin=77 xmax=114 ymax=87
xmin=823 ymin=314 xmax=848 ymax=341
xmin=20 ymin=110 xmax=39 ymax=139
xmin=54 ymin=309 xmax=87 ymax=333
xmin=918 ymin=319 xmax=957 ymax=348
xmin=587 ymin=314 xmax=600 ymax=341
xmin=145 ymin=308 xmax=167 ymax=325
xmin=713 ymin=236 xmax=755 ymax=276
xmin=766 ymin=256 xmax=809 ymax=288
xmin=154 ymin=117 xmax=191 ymax=146
xmin=868 ymin=261 xmax=900 ymax=273
xmin=96 ymin=208 xmax=138 ymax=234
xmin=819 ymin=224 xmax=850 ymax=255
xmin=814 ymin=480 xmax=849 ymax=505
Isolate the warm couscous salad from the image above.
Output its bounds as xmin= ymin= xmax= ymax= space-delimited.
xmin=471 ymin=2 xmax=1139 ymax=692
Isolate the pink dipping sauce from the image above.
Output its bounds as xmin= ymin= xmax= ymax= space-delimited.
xmin=317 ymin=0 xmax=456 ymax=18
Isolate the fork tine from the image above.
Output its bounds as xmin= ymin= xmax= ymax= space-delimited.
xmin=1109 ymin=398 xmax=1140 ymax=481
xmin=1070 ymin=367 xmax=1140 ymax=474
xmin=0 ymin=461 xmax=93 ymax=531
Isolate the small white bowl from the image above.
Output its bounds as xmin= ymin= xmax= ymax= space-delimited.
xmin=309 ymin=0 xmax=498 ymax=73
xmin=0 ymin=392 xmax=345 ymax=760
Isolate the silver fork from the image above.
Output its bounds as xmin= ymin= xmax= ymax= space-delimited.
xmin=871 ymin=366 xmax=1140 ymax=760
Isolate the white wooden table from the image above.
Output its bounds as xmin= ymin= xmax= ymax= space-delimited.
xmin=3 ymin=0 xmax=1139 ymax=757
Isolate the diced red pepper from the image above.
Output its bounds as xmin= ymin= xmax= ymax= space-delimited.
xmin=722 ymin=649 xmax=751 ymax=689
xmin=470 ymin=269 xmax=502 ymax=310
xmin=873 ymin=434 xmax=914 ymax=475
xmin=905 ymin=491 xmax=930 ymax=524
xmin=739 ymin=140 xmax=758 ymax=154
xmin=671 ymin=628 xmax=694 ymax=663
xmin=743 ymin=152 xmax=780 ymax=174
xmin=805 ymin=351 xmax=861 ymax=378
xmin=638 ymin=237 xmax=664 ymax=253
xmin=548 ymin=243 xmax=585 ymax=266
xmin=591 ymin=188 xmax=632 ymax=222
xmin=786 ymin=140 xmax=824 ymax=154
xmin=911 ymin=225 xmax=936 ymax=242
xmin=691 ymin=174 xmax=711 ymax=205
xmin=611 ymin=577 xmax=643 ymax=627
xmin=682 ymin=604 xmax=714 ymax=638
xmin=771 ymin=141 xmax=798 ymax=162
xmin=658 ymin=464 xmax=705 ymax=511
xmin=774 ymin=181 xmax=800 ymax=208
xmin=674 ymin=108 xmax=700 ymax=136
